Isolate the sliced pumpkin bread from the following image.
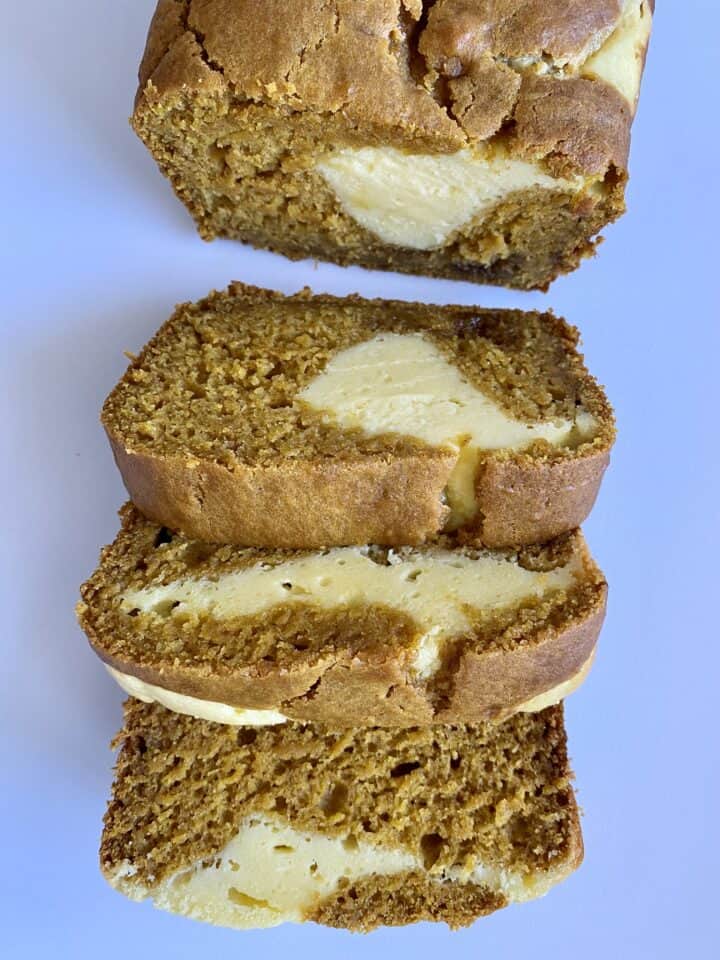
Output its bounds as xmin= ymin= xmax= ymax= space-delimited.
xmin=103 ymin=284 xmax=615 ymax=548
xmin=78 ymin=505 xmax=606 ymax=727
xmin=101 ymin=700 xmax=582 ymax=930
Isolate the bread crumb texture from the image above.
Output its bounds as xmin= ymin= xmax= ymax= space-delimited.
xmin=103 ymin=284 xmax=614 ymax=469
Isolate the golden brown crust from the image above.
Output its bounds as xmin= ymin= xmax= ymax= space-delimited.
xmin=440 ymin=602 xmax=604 ymax=722
xmin=78 ymin=506 xmax=607 ymax=726
xmin=472 ymin=445 xmax=612 ymax=547
xmin=188 ymin=0 xmax=462 ymax=147
xmin=418 ymin=0 xmax=625 ymax=149
xmin=136 ymin=0 xmax=633 ymax=172
xmin=420 ymin=0 xmax=623 ymax=65
xmin=109 ymin=435 xmax=610 ymax=550
xmin=513 ymin=75 xmax=632 ymax=177
xmin=136 ymin=2 xmax=225 ymax=111
xmin=137 ymin=0 xmax=186 ymax=95
xmin=103 ymin=284 xmax=615 ymax=549
xmin=101 ymin=702 xmax=583 ymax=931
xmin=108 ymin=435 xmax=456 ymax=549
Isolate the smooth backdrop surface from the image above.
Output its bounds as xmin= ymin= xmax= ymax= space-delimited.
xmin=2 ymin=2 xmax=718 ymax=957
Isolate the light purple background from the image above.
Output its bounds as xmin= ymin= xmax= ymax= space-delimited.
xmin=3 ymin=2 xmax=718 ymax=956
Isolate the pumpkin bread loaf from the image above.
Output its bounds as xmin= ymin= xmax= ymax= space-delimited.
xmin=132 ymin=0 xmax=652 ymax=289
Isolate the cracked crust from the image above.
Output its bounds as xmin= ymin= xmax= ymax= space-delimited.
xmin=78 ymin=505 xmax=607 ymax=727
xmin=513 ymin=75 xmax=631 ymax=178
xmin=102 ymin=284 xmax=615 ymax=549
xmin=131 ymin=2 xmax=651 ymax=288
xmin=137 ymin=0 xmax=637 ymax=164
xmin=419 ymin=0 xmax=625 ymax=66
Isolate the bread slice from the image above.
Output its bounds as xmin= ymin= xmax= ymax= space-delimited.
xmin=78 ymin=505 xmax=606 ymax=727
xmin=101 ymin=701 xmax=582 ymax=931
xmin=103 ymin=284 xmax=615 ymax=548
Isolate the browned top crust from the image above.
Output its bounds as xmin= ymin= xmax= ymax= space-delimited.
xmin=135 ymin=0 xmax=649 ymax=176
xmin=420 ymin=0 xmax=623 ymax=66
xmin=102 ymin=701 xmax=582 ymax=899
xmin=513 ymin=75 xmax=631 ymax=177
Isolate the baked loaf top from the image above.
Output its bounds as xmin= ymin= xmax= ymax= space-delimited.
xmin=78 ymin=505 xmax=606 ymax=727
xmin=136 ymin=0 xmax=652 ymax=177
xmin=102 ymin=701 xmax=582 ymax=930
xmin=103 ymin=284 xmax=615 ymax=547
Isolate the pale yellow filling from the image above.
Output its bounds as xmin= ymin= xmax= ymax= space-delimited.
xmin=109 ymin=814 xmax=569 ymax=929
xmin=583 ymin=0 xmax=652 ymax=108
xmin=299 ymin=334 xmax=596 ymax=526
xmin=316 ymin=3 xmax=649 ymax=249
xmin=106 ymin=666 xmax=287 ymax=726
xmin=517 ymin=650 xmax=596 ymax=714
xmin=107 ymin=651 xmax=594 ymax=727
xmin=119 ymin=544 xmax=580 ymax=685
xmin=317 ymin=145 xmax=588 ymax=250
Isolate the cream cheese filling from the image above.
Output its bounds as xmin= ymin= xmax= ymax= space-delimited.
xmin=582 ymin=0 xmax=652 ymax=108
xmin=119 ymin=544 xmax=580 ymax=685
xmin=299 ymin=333 xmax=596 ymax=527
xmin=107 ymin=650 xmax=594 ymax=727
xmin=106 ymin=666 xmax=288 ymax=726
xmin=317 ymin=145 xmax=589 ymax=250
xmin=517 ymin=649 xmax=596 ymax=714
xmin=109 ymin=814 xmax=568 ymax=929
xmin=316 ymin=3 xmax=649 ymax=250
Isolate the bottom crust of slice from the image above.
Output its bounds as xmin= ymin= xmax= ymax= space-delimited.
xmin=105 ymin=647 xmax=595 ymax=727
